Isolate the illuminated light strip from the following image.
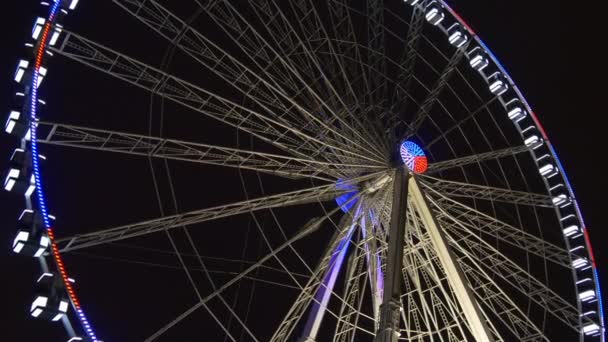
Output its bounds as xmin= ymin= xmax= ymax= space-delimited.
xmin=28 ymin=1 xmax=99 ymax=341
xmin=550 ymin=145 xmax=606 ymax=337
xmin=440 ymin=2 xmax=604 ymax=338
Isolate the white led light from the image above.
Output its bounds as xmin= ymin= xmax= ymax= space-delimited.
xmin=52 ymin=313 xmax=65 ymax=322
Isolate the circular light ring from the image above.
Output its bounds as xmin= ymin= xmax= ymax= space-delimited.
xmin=27 ymin=1 xmax=99 ymax=340
xmin=400 ymin=141 xmax=428 ymax=174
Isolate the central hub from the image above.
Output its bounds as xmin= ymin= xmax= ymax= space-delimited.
xmin=399 ymin=141 xmax=428 ymax=174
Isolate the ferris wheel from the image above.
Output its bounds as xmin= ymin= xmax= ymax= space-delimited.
xmin=4 ymin=0 xmax=604 ymax=341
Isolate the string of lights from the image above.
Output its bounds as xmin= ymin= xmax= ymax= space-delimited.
xmin=28 ymin=1 xmax=99 ymax=340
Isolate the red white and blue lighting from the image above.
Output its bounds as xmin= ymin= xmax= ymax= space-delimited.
xmin=27 ymin=1 xmax=99 ymax=340
xmin=400 ymin=140 xmax=428 ymax=174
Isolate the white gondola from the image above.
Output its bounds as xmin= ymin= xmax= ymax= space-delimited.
xmin=505 ymin=98 xmax=527 ymax=122
xmin=424 ymin=2 xmax=444 ymax=26
xmin=487 ymin=72 xmax=509 ymax=95
xmin=32 ymin=17 xmax=46 ymax=40
xmin=583 ymin=323 xmax=601 ymax=336
xmin=30 ymin=273 xmax=70 ymax=321
xmin=537 ymin=155 xmax=558 ymax=178
xmin=521 ymin=126 xmax=543 ymax=149
xmin=12 ymin=209 xmax=51 ymax=257
xmin=579 ymin=290 xmax=597 ymax=302
xmin=468 ymin=47 xmax=489 ymax=71
xmin=562 ymin=224 xmax=580 ymax=237
xmin=552 ymin=193 xmax=570 ymax=207
xmin=447 ymin=23 xmax=468 ymax=48
xmin=572 ymin=258 xmax=590 ymax=269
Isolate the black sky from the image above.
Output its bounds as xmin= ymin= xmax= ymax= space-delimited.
xmin=0 ymin=1 xmax=603 ymax=341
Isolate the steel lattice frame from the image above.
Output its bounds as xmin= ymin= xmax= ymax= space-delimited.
xmin=5 ymin=0 xmax=604 ymax=341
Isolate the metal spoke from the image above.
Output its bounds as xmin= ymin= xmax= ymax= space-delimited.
xmin=367 ymin=0 xmax=387 ymax=106
xmin=408 ymin=176 xmax=495 ymax=342
xmin=51 ymin=30 xmax=383 ymax=166
xmin=144 ymin=212 xmax=333 ymax=341
xmin=404 ymin=43 xmax=470 ymax=139
xmin=428 ymin=145 xmax=530 ymax=173
xmin=440 ymin=208 xmax=590 ymax=332
xmin=38 ymin=121 xmax=382 ymax=181
xmin=113 ymin=0 xmax=385 ymax=164
xmin=420 ymin=175 xmax=554 ymax=208
xmin=452 ymin=244 xmax=549 ymax=341
xmin=57 ymin=181 xmax=361 ymax=252
xmin=428 ymin=193 xmax=572 ymax=268
xmin=389 ymin=2 xmax=426 ymax=136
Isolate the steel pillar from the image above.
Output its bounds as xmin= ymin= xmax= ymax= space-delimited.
xmin=374 ymin=167 xmax=409 ymax=342
xmin=409 ymin=176 xmax=495 ymax=342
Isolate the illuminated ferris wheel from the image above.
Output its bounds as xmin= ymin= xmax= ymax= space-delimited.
xmin=4 ymin=0 xmax=604 ymax=341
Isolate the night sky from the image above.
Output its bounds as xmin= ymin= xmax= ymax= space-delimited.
xmin=0 ymin=1 xmax=603 ymax=341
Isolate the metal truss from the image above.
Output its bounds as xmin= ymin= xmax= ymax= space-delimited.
xmin=428 ymin=145 xmax=530 ymax=173
xmin=333 ymin=242 xmax=369 ymax=342
xmin=112 ymin=0 xmax=379 ymax=164
xmin=51 ymin=30 xmax=382 ymax=168
xmin=420 ymin=175 xmax=554 ymax=207
xmin=408 ymin=176 xmax=495 ymax=342
xmin=455 ymin=254 xmax=548 ymax=341
xmin=390 ymin=1 xmax=426 ymax=130
xmin=271 ymin=213 xmax=376 ymax=342
xmin=367 ymin=0 xmax=387 ymax=106
xmin=57 ymin=182 xmax=354 ymax=252
xmin=404 ymin=42 xmax=470 ymax=138
xmin=429 ymin=194 xmax=572 ymax=267
xmin=444 ymin=217 xmax=590 ymax=332
xmin=37 ymin=121 xmax=382 ymax=181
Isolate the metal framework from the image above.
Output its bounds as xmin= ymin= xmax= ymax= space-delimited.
xmin=5 ymin=0 xmax=603 ymax=341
